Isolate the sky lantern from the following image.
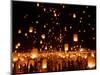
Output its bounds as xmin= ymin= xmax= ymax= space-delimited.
xmin=15 ymin=45 xmax=18 ymax=49
xmin=18 ymin=29 xmax=21 ymax=34
xmin=45 ymin=46 xmax=47 ymax=50
xmin=29 ymin=26 xmax=33 ymax=33
xmin=31 ymin=48 xmax=38 ymax=59
xmin=41 ymin=34 xmax=45 ymax=39
xmin=42 ymin=59 xmax=47 ymax=69
xmin=73 ymin=34 xmax=78 ymax=42
xmin=64 ymin=44 xmax=69 ymax=52
xmin=73 ymin=13 xmax=76 ymax=18
xmin=88 ymin=56 xmax=96 ymax=69
xmin=15 ymin=42 xmax=21 ymax=49
xmin=17 ymin=43 xmax=20 ymax=47
xmin=91 ymin=53 xmax=95 ymax=58
xmin=25 ymin=33 xmax=28 ymax=36
xmin=40 ymin=40 xmax=43 ymax=44
xmin=12 ymin=56 xmax=18 ymax=62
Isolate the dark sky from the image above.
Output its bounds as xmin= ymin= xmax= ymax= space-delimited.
xmin=12 ymin=1 xmax=96 ymax=52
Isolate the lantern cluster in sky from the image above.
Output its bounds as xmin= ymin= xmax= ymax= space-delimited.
xmin=13 ymin=1 xmax=96 ymax=52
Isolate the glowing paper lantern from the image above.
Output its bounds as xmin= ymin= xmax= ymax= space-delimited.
xmin=73 ymin=34 xmax=78 ymax=42
xmin=15 ymin=45 xmax=18 ymax=49
xmin=45 ymin=46 xmax=47 ymax=50
xmin=15 ymin=43 xmax=21 ymax=49
xmin=88 ymin=57 xmax=96 ymax=69
xmin=73 ymin=13 xmax=76 ymax=18
xmin=42 ymin=59 xmax=47 ymax=69
xmin=18 ymin=64 xmax=20 ymax=69
xmin=64 ymin=44 xmax=69 ymax=52
xmin=37 ymin=3 xmax=39 ymax=7
xmin=54 ymin=13 xmax=57 ymax=17
xmin=31 ymin=48 xmax=38 ymax=59
xmin=12 ymin=63 xmax=14 ymax=68
xmin=29 ymin=26 xmax=33 ymax=33
xmin=17 ymin=43 xmax=20 ymax=47
xmin=20 ymin=57 xmax=24 ymax=61
xmin=13 ymin=56 xmax=18 ymax=62
xmin=91 ymin=53 xmax=95 ymax=58
xmin=41 ymin=34 xmax=45 ymax=39
xmin=40 ymin=40 xmax=42 ymax=44
xmin=25 ymin=33 xmax=27 ymax=36
xmin=18 ymin=29 xmax=21 ymax=34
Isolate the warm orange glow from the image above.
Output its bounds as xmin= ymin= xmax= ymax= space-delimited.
xmin=64 ymin=44 xmax=69 ymax=52
xmin=18 ymin=64 xmax=20 ymax=69
xmin=18 ymin=29 xmax=21 ymax=34
xmin=54 ymin=13 xmax=57 ymax=17
xmin=29 ymin=26 xmax=33 ymax=33
xmin=88 ymin=57 xmax=96 ymax=68
xmin=91 ymin=53 xmax=95 ymax=58
xmin=73 ymin=34 xmax=78 ymax=42
xmin=40 ymin=40 xmax=42 ymax=44
xmin=17 ymin=43 xmax=20 ymax=47
xmin=29 ymin=60 xmax=35 ymax=66
xmin=31 ymin=48 xmax=38 ymax=59
xmin=15 ymin=43 xmax=21 ymax=49
xmin=88 ymin=62 xmax=95 ymax=68
xmin=31 ymin=54 xmax=37 ymax=59
xmin=42 ymin=59 xmax=47 ymax=69
xmin=15 ymin=45 xmax=18 ymax=49
xmin=25 ymin=33 xmax=27 ymax=36
xmin=41 ymin=34 xmax=45 ymax=39
xmin=13 ymin=57 xmax=18 ymax=62
xmin=50 ymin=45 xmax=52 ymax=49
xmin=45 ymin=46 xmax=47 ymax=50
xmin=80 ymin=48 xmax=84 ymax=52
xmin=73 ymin=13 xmax=76 ymax=18
xmin=20 ymin=57 xmax=24 ymax=61
xmin=37 ymin=3 xmax=39 ymax=7
xmin=28 ymin=65 xmax=30 ymax=70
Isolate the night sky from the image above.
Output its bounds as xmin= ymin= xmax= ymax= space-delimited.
xmin=12 ymin=1 xmax=96 ymax=52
